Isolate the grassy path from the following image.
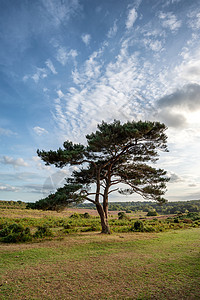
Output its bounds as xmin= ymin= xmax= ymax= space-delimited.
xmin=0 ymin=228 xmax=200 ymax=299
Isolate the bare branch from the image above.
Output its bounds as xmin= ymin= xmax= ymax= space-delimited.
xmin=108 ymin=188 xmax=119 ymax=194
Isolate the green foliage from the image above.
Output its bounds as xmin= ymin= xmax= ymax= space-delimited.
xmin=143 ymin=225 xmax=155 ymax=232
xmin=174 ymin=218 xmax=179 ymax=223
xmin=0 ymin=208 xmax=200 ymax=242
xmin=69 ymin=212 xmax=80 ymax=218
xmin=27 ymin=183 xmax=83 ymax=211
xmin=34 ymin=225 xmax=53 ymax=238
xmin=186 ymin=212 xmax=200 ymax=221
xmin=118 ymin=212 xmax=128 ymax=220
xmin=83 ymin=212 xmax=90 ymax=218
xmin=0 ymin=200 xmax=27 ymax=210
xmin=80 ymin=224 xmax=100 ymax=232
xmin=36 ymin=120 xmax=169 ymax=233
xmin=0 ymin=223 xmax=32 ymax=243
xmin=69 ymin=212 xmax=91 ymax=219
xmin=133 ymin=220 xmax=144 ymax=231
xmin=147 ymin=210 xmax=158 ymax=216
xmin=77 ymin=199 xmax=200 ymax=215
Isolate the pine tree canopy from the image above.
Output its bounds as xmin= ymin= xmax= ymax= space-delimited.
xmin=35 ymin=120 xmax=169 ymax=233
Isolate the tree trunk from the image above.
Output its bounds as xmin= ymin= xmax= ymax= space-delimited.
xmin=96 ymin=203 xmax=111 ymax=234
xmin=103 ymin=195 xmax=110 ymax=231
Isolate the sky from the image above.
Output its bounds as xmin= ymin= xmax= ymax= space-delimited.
xmin=0 ymin=0 xmax=200 ymax=203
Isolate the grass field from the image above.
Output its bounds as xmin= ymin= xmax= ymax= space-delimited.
xmin=0 ymin=227 xmax=199 ymax=299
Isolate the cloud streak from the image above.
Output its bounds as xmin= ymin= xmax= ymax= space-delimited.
xmin=1 ymin=156 xmax=29 ymax=168
xmin=33 ymin=126 xmax=49 ymax=136
xmin=126 ymin=7 xmax=138 ymax=29
xmin=0 ymin=127 xmax=17 ymax=136
xmin=0 ymin=183 xmax=19 ymax=192
xmin=107 ymin=20 xmax=118 ymax=38
xmin=81 ymin=34 xmax=91 ymax=46
xmin=45 ymin=59 xmax=57 ymax=74
xmin=159 ymin=11 xmax=181 ymax=32
xmin=56 ymin=47 xmax=78 ymax=66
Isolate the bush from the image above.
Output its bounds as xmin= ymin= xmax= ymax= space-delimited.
xmin=83 ymin=212 xmax=90 ymax=218
xmin=147 ymin=211 xmax=157 ymax=216
xmin=63 ymin=224 xmax=71 ymax=229
xmin=174 ymin=218 xmax=179 ymax=223
xmin=118 ymin=212 xmax=128 ymax=220
xmin=133 ymin=220 xmax=144 ymax=231
xmin=34 ymin=225 xmax=53 ymax=238
xmin=144 ymin=225 xmax=155 ymax=232
xmin=69 ymin=213 xmax=80 ymax=218
xmin=0 ymin=223 xmax=32 ymax=243
xmin=186 ymin=212 xmax=200 ymax=221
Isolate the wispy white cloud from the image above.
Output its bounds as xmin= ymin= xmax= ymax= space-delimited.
xmin=175 ymin=51 xmax=200 ymax=84
xmin=107 ymin=20 xmax=118 ymax=38
xmin=56 ymin=47 xmax=78 ymax=65
xmin=1 ymin=156 xmax=29 ymax=168
xmin=54 ymin=40 xmax=155 ymax=142
xmin=0 ymin=183 xmax=19 ymax=192
xmin=32 ymin=68 xmax=47 ymax=83
xmin=32 ymin=156 xmax=51 ymax=170
xmin=81 ymin=33 xmax=91 ymax=46
xmin=41 ymin=0 xmax=81 ymax=27
xmin=143 ymin=39 xmax=163 ymax=52
xmin=52 ymin=22 xmax=200 ymax=147
xmin=33 ymin=126 xmax=49 ymax=136
xmin=187 ymin=11 xmax=200 ymax=30
xmin=126 ymin=7 xmax=138 ymax=29
xmin=45 ymin=59 xmax=57 ymax=74
xmin=56 ymin=47 xmax=68 ymax=65
xmin=159 ymin=12 xmax=181 ymax=32
xmin=0 ymin=127 xmax=17 ymax=136
xmin=22 ymin=183 xmax=44 ymax=194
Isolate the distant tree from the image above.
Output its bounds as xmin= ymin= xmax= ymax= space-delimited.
xmin=118 ymin=212 xmax=128 ymax=220
xmin=36 ymin=120 xmax=169 ymax=234
xmin=147 ymin=210 xmax=158 ymax=216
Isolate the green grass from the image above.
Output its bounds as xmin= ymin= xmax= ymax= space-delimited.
xmin=0 ymin=228 xmax=199 ymax=299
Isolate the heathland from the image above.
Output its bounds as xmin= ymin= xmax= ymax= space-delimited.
xmin=0 ymin=200 xmax=200 ymax=299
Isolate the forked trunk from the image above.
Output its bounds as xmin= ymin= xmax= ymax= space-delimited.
xmin=96 ymin=203 xmax=111 ymax=234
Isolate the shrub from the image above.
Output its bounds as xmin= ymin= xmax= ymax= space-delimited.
xmin=83 ymin=212 xmax=90 ymax=218
xmin=0 ymin=223 xmax=32 ymax=243
xmin=147 ymin=211 xmax=157 ymax=216
xmin=118 ymin=212 xmax=128 ymax=220
xmin=133 ymin=220 xmax=144 ymax=231
xmin=186 ymin=212 xmax=200 ymax=221
xmin=174 ymin=218 xmax=179 ymax=223
xmin=69 ymin=213 xmax=80 ymax=218
xmin=112 ymin=225 xmax=131 ymax=233
xmin=144 ymin=225 xmax=155 ymax=232
xmin=34 ymin=225 xmax=53 ymax=238
xmin=63 ymin=224 xmax=71 ymax=229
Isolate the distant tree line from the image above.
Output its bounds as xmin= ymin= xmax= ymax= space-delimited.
xmin=0 ymin=200 xmax=26 ymax=209
xmin=77 ymin=200 xmax=200 ymax=215
xmin=1 ymin=199 xmax=200 ymax=215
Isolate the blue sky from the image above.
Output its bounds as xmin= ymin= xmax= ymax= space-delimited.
xmin=0 ymin=0 xmax=200 ymax=202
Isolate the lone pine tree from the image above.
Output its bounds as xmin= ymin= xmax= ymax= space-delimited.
xmin=36 ymin=120 xmax=169 ymax=234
